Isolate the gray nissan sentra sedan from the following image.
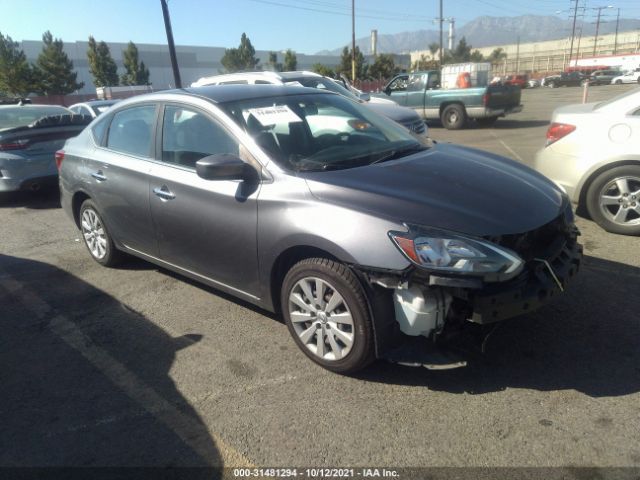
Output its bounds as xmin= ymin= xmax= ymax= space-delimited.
xmin=58 ymin=85 xmax=582 ymax=373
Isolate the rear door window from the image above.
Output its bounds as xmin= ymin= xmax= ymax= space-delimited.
xmin=106 ymin=105 xmax=156 ymax=157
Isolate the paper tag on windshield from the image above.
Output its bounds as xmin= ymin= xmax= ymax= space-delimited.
xmin=247 ymin=105 xmax=302 ymax=126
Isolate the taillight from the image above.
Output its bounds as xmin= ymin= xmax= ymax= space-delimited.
xmin=55 ymin=150 xmax=65 ymax=170
xmin=0 ymin=139 xmax=30 ymax=151
xmin=482 ymin=93 xmax=490 ymax=106
xmin=546 ymin=122 xmax=576 ymax=146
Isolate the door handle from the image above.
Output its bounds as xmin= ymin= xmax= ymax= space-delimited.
xmin=153 ymin=186 xmax=176 ymax=200
xmin=91 ymin=170 xmax=106 ymax=181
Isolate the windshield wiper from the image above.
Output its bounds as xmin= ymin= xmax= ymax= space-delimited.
xmin=369 ymin=144 xmax=427 ymax=165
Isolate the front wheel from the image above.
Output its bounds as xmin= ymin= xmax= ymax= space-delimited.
xmin=79 ymin=199 xmax=122 ymax=266
xmin=615 ymin=80 xmax=622 ymax=85
xmin=585 ymin=166 xmax=640 ymax=235
xmin=441 ymin=104 xmax=467 ymax=130
xmin=281 ymin=258 xmax=375 ymax=374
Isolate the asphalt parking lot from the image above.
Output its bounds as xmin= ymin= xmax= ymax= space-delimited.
xmin=1 ymin=84 xmax=639 ymax=476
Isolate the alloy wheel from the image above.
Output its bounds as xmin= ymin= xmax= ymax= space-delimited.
xmin=81 ymin=208 xmax=108 ymax=259
xmin=288 ymin=277 xmax=354 ymax=361
xmin=598 ymin=176 xmax=640 ymax=226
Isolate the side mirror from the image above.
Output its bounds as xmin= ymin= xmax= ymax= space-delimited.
xmin=196 ymin=153 xmax=251 ymax=181
xmin=359 ymin=92 xmax=371 ymax=102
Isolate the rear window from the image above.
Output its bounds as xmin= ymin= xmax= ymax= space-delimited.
xmin=0 ymin=105 xmax=70 ymax=130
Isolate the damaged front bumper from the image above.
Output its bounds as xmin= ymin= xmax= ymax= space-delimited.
xmin=357 ymin=217 xmax=583 ymax=368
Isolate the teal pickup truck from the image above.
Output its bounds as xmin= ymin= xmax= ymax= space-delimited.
xmin=375 ymin=71 xmax=523 ymax=130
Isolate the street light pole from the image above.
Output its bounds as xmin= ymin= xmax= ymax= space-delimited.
xmin=160 ymin=0 xmax=181 ymax=88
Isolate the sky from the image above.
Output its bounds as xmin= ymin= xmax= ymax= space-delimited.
xmin=1 ymin=0 xmax=640 ymax=55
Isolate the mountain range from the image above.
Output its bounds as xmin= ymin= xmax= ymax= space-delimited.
xmin=316 ymin=15 xmax=640 ymax=55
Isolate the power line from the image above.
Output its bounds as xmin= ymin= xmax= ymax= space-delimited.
xmin=245 ymin=0 xmax=435 ymax=22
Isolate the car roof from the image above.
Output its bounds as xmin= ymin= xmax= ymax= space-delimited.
xmin=177 ymin=84 xmax=333 ymax=103
xmin=192 ymin=70 xmax=323 ymax=87
xmin=0 ymin=104 xmax=69 ymax=111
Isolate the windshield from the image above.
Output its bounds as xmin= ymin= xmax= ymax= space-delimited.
xmin=0 ymin=105 xmax=69 ymax=130
xmin=221 ymin=92 xmax=428 ymax=172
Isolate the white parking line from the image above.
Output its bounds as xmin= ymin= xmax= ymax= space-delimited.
xmin=0 ymin=274 xmax=254 ymax=468
xmin=490 ymin=131 xmax=524 ymax=162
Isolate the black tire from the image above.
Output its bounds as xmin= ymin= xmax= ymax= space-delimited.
xmin=79 ymin=199 xmax=123 ymax=266
xmin=615 ymin=80 xmax=622 ymax=85
xmin=281 ymin=258 xmax=375 ymax=374
xmin=585 ymin=165 xmax=640 ymax=236
xmin=441 ymin=104 xmax=467 ymax=130
xmin=476 ymin=116 xmax=498 ymax=127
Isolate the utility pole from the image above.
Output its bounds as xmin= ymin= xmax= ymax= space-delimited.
xmin=351 ymin=0 xmax=356 ymax=82
xmin=614 ymin=8 xmax=620 ymax=54
xmin=160 ymin=0 xmax=181 ymax=88
xmin=516 ymin=36 xmax=520 ymax=72
xmin=591 ymin=5 xmax=613 ymax=57
xmin=439 ymin=0 xmax=444 ymax=64
xmin=568 ymin=0 xmax=579 ymax=68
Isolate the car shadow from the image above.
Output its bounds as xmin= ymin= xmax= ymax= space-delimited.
xmin=356 ymin=255 xmax=640 ymax=398
xmin=0 ymin=253 xmax=223 ymax=471
xmin=0 ymin=187 xmax=61 ymax=210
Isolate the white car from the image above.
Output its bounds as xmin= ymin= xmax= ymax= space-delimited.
xmin=191 ymin=71 xmax=428 ymax=137
xmin=611 ymin=70 xmax=640 ymax=85
xmin=533 ymin=87 xmax=640 ymax=235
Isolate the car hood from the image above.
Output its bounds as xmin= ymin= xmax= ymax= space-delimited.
xmin=301 ymin=143 xmax=566 ymax=236
xmin=366 ymin=102 xmax=421 ymax=122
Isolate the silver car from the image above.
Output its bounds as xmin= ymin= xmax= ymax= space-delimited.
xmin=0 ymin=104 xmax=90 ymax=192
xmin=534 ymin=87 xmax=640 ymax=235
xmin=59 ymin=85 xmax=581 ymax=373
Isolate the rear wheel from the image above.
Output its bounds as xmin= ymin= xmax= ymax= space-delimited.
xmin=281 ymin=258 xmax=375 ymax=374
xmin=441 ymin=104 xmax=467 ymax=130
xmin=79 ymin=199 xmax=122 ymax=266
xmin=585 ymin=166 xmax=640 ymax=235
xmin=615 ymin=80 xmax=623 ymax=85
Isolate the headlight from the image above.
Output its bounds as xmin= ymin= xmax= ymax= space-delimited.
xmin=389 ymin=226 xmax=524 ymax=282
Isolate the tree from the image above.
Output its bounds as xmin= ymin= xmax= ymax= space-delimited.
xmin=35 ymin=31 xmax=83 ymax=94
xmin=283 ymin=49 xmax=297 ymax=71
xmin=87 ymin=36 xmax=119 ymax=87
xmin=488 ymin=47 xmax=507 ymax=63
xmin=337 ymin=46 xmax=367 ymax=81
xmin=0 ymin=31 xmax=34 ymax=96
xmin=121 ymin=41 xmax=150 ymax=85
xmin=266 ymin=51 xmax=282 ymax=72
xmin=412 ymin=53 xmax=438 ymax=72
xmin=443 ymin=37 xmax=476 ymax=64
xmin=369 ymin=53 xmax=398 ymax=80
xmin=311 ymin=63 xmax=335 ymax=77
xmin=428 ymin=42 xmax=440 ymax=59
xmin=221 ymin=33 xmax=260 ymax=73
xmin=470 ymin=50 xmax=485 ymax=62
